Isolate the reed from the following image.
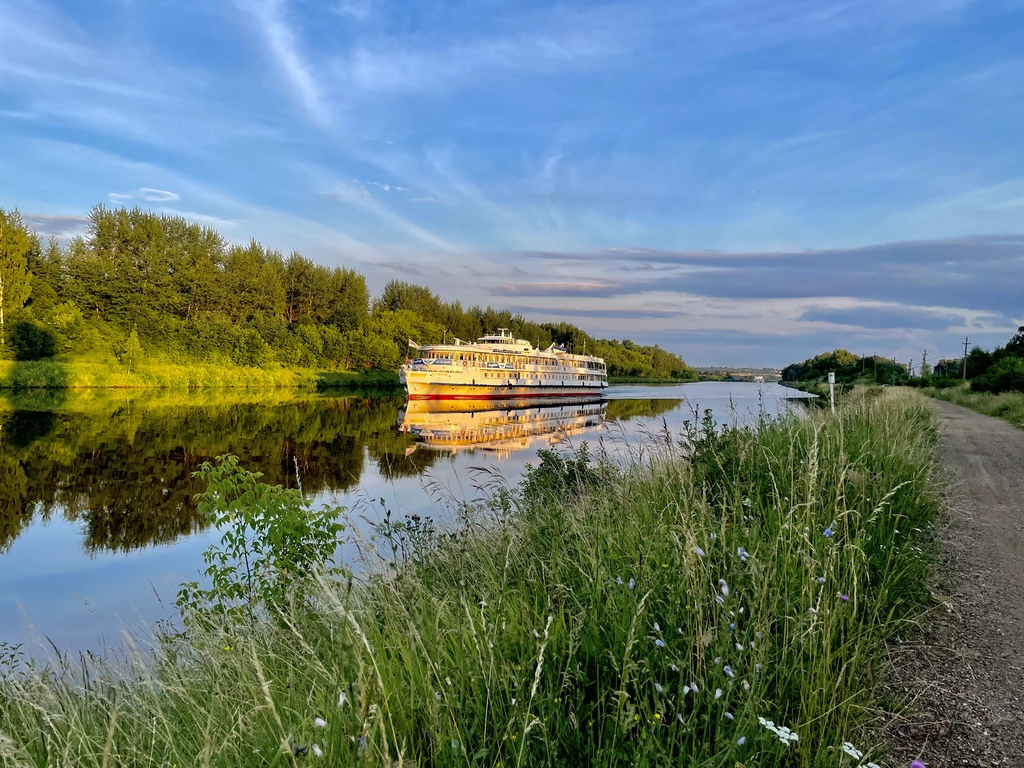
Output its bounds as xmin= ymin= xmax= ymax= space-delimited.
xmin=0 ymin=388 xmax=939 ymax=767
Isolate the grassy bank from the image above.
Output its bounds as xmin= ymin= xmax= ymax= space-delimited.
xmin=0 ymin=389 xmax=939 ymax=767
xmin=924 ymin=383 xmax=1024 ymax=429
xmin=0 ymin=359 xmax=401 ymax=392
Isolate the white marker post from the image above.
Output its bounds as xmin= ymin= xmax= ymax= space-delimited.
xmin=828 ymin=371 xmax=835 ymax=413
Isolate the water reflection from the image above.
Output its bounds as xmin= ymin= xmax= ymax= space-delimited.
xmin=399 ymin=397 xmax=609 ymax=457
xmin=0 ymin=391 xmax=438 ymax=554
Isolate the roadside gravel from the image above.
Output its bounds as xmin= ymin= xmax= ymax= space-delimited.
xmin=880 ymin=399 xmax=1024 ymax=767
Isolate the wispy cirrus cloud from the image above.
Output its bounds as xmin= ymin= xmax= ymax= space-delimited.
xmin=109 ymin=188 xmax=180 ymax=203
xmin=238 ymin=0 xmax=332 ymax=128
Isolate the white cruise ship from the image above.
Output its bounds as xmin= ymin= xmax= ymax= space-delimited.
xmin=400 ymin=329 xmax=608 ymax=400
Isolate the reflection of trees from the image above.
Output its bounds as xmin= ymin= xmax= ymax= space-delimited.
xmin=604 ymin=398 xmax=682 ymax=421
xmin=0 ymin=395 xmax=441 ymax=554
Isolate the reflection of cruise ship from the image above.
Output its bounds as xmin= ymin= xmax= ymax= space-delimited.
xmin=399 ymin=397 xmax=607 ymax=457
xmin=400 ymin=329 xmax=607 ymax=400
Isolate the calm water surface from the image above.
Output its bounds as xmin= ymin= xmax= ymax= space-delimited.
xmin=0 ymin=382 xmax=811 ymax=653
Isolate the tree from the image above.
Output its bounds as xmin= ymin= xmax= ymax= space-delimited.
xmin=0 ymin=209 xmax=36 ymax=338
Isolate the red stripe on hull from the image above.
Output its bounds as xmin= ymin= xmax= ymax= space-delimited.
xmin=409 ymin=389 xmax=602 ymax=401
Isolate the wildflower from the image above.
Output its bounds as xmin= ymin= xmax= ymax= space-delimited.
xmin=730 ymin=622 xmax=735 ymax=630
xmin=628 ymin=578 xmax=636 ymax=590
xmin=737 ymin=546 xmax=750 ymax=562
xmin=311 ymin=744 xmax=324 ymax=758
xmin=716 ymin=595 xmax=725 ymax=605
xmin=742 ymin=679 xmax=750 ymax=691
xmin=655 ymin=639 xmax=666 ymax=648
xmin=809 ymin=607 xmax=818 ymax=614
xmin=735 ymin=643 xmax=744 ymax=651
xmin=839 ymin=594 xmax=850 ymax=602
xmin=724 ymin=711 xmax=734 ymax=720
xmin=655 ymin=682 xmax=664 ymax=693
xmin=694 ymin=545 xmax=706 ymax=557
xmin=715 ymin=688 xmax=723 ymax=699
xmin=224 ymin=645 xmax=231 ymax=651
xmin=654 ymin=622 xmax=661 ymax=632
xmin=446 ymin=676 xmax=452 ymax=686
xmin=841 ymin=742 xmax=863 ymax=760
xmin=314 ymin=717 xmax=327 ymax=729
xmin=823 ymin=526 xmax=834 ymax=538
xmin=677 ymin=713 xmax=685 ymax=723
xmin=654 ymin=713 xmax=661 ymax=720
xmin=690 ymin=681 xmax=699 ymax=692
xmin=617 ymin=576 xmax=623 ymax=585
xmin=682 ymin=685 xmax=691 ymax=695
xmin=817 ymin=576 xmax=826 ymax=583
xmin=754 ymin=664 xmax=762 ymax=672
xmin=670 ymin=663 xmax=679 ymax=672
xmin=338 ymin=691 xmax=348 ymax=708
xmin=714 ymin=657 xmax=721 ymax=664
xmin=910 ymin=762 xmax=927 ymax=768
xmin=723 ymin=665 xmax=735 ymax=678
xmin=434 ymin=690 xmax=442 ymax=701
xmin=710 ymin=532 xmax=717 ymax=541
xmin=737 ymin=736 xmax=746 ymax=745
xmin=719 ymin=579 xmax=730 ymax=597
xmin=358 ymin=735 xmax=367 ymax=753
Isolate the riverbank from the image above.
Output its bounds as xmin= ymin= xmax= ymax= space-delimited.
xmin=0 ymin=359 xmax=401 ymax=392
xmin=923 ymin=383 xmax=1024 ymax=429
xmin=0 ymin=388 xmax=939 ymax=766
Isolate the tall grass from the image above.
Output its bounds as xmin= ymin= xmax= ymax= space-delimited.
xmin=0 ymin=388 xmax=938 ymax=767
xmin=925 ymin=383 xmax=1024 ymax=429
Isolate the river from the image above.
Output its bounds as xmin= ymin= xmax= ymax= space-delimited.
xmin=0 ymin=382 xmax=812 ymax=654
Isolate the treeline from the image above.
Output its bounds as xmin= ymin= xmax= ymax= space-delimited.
xmin=0 ymin=207 xmax=695 ymax=380
xmin=782 ymin=327 xmax=1024 ymax=395
xmin=782 ymin=349 xmax=909 ymax=386
xmin=936 ymin=327 xmax=1024 ymax=393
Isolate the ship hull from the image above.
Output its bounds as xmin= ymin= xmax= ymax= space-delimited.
xmin=403 ymin=378 xmax=605 ymax=400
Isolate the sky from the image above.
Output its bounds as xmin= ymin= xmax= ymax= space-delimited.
xmin=1 ymin=0 xmax=1022 ymax=368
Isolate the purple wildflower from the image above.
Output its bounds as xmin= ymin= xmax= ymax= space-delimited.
xmin=839 ymin=594 xmax=850 ymax=603
xmin=655 ymin=638 xmax=665 ymax=648
xmin=694 ymin=545 xmax=706 ymax=557
xmin=823 ymin=526 xmax=834 ymax=538
xmin=910 ymin=762 xmax=926 ymax=768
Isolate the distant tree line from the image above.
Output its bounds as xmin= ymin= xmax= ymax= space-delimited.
xmin=947 ymin=328 xmax=1024 ymax=393
xmin=783 ymin=327 xmax=1024 ymax=394
xmin=782 ymin=349 xmax=909 ymax=386
xmin=0 ymin=206 xmax=696 ymax=380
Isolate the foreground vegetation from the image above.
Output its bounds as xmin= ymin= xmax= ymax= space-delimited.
xmin=0 ymin=207 xmax=695 ymax=383
xmin=0 ymin=388 xmax=938 ymax=767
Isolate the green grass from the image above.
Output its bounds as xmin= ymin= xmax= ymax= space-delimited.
xmin=923 ymin=383 xmax=1024 ymax=429
xmin=0 ymin=360 xmax=399 ymax=392
xmin=0 ymin=388 xmax=940 ymax=767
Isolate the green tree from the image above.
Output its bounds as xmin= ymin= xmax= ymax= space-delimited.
xmin=0 ymin=209 xmax=36 ymax=339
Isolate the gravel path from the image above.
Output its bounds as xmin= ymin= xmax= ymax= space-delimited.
xmin=882 ymin=399 xmax=1024 ymax=767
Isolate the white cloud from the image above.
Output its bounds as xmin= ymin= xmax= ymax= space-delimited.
xmin=239 ymin=0 xmax=332 ymax=128
xmin=108 ymin=188 xmax=180 ymax=203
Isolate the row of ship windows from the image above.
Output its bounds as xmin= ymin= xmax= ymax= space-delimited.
xmin=421 ymin=351 xmax=605 ymax=371
xmin=478 ymin=373 xmax=603 ymax=381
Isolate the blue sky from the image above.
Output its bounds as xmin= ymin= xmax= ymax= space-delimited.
xmin=1 ymin=0 xmax=1022 ymax=367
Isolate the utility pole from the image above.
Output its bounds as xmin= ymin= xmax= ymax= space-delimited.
xmin=963 ymin=336 xmax=970 ymax=380
xmin=908 ymin=359 xmax=913 ymax=378
xmin=921 ymin=348 xmax=928 ymax=375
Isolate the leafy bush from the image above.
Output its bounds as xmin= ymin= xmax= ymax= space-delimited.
xmin=971 ymin=356 xmax=1024 ymax=394
xmin=6 ymin=320 xmax=57 ymax=361
xmin=177 ymin=455 xmax=347 ymax=623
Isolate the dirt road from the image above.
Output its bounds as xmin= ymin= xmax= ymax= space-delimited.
xmin=883 ymin=399 xmax=1024 ymax=766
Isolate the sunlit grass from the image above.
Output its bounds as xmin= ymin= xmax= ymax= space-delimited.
xmin=0 ymin=388 xmax=939 ymax=767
